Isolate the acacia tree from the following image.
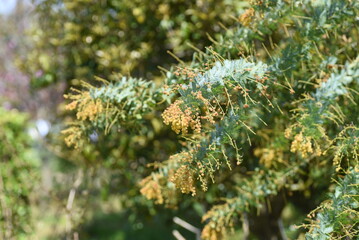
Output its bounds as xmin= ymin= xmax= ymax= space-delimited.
xmin=15 ymin=0 xmax=252 ymax=238
xmin=63 ymin=0 xmax=359 ymax=239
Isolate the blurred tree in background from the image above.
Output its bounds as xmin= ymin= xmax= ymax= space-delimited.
xmin=19 ymin=0 xmax=245 ymax=88
xmin=0 ymin=108 xmax=40 ymax=239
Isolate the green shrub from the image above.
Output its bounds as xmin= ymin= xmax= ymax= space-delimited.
xmin=0 ymin=108 xmax=40 ymax=239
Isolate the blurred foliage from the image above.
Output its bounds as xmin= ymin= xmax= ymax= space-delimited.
xmin=0 ymin=107 xmax=40 ymax=239
xmin=19 ymin=0 xmax=246 ymax=88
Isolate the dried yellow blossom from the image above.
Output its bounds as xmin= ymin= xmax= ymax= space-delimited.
xmin=65 ymin=92 xmax=104 ymax=121
xmin=65 ymin=100 xmax=78 ymax=111
xmin=239 ymin=8 xmax=255 ymax=26
xmin=61 ymin=126 xmax=83 ymax=148
xmin=254 ymin=147 xmax=285 ymax=168
xmin=77 ymin=93 xmax=103 ymax=121
xmin=290 ymin=132 xmax=313 ymax=158
xmin=162 ymin=100 xmax=201 ymax=134
xmin=255 ymin=148 xmax=275 ymax=167
xmin=315 ymin=146 xmax=322 ymax=157
xmin=168 ymin=152 xmax=197 ymax=196
xmin=139 ymin=174 xmax=164 ymax=204
xmin=62 ymin=91 xmax=104 ymax=149
xmin=284 ymin=127 xmax=292 ymax=138
xmin=201 ymin=224 xmax=224 ymax=240
xmin=77 ymin=99 xmax=103 ymax=121
xmin=170 ymin=165 xmax=196 ymax=196
xmin=201 ymin=202 xmax=235 ymax=240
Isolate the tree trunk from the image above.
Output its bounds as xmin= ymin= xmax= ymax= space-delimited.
xmin=244 ymin=192 xmax=287 ymax=240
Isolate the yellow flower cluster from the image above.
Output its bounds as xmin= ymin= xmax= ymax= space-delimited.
xmin=139 ymin=172 xmax=178 ymax=208
xmin=139 ymin=152 xmax=200 ymax=205
xmin=284 ymin=127 xmax=292 ymax=139
xmin=201 ymin=202 xmax=235 ymax=240
xmin=62 ymin=91 xmax=104 ymax=148
xmin=290 ymin=132 xmax=314 ymax=158
xmin=61 ymin=126 xmax=83 ymax=148
xmin=65 ymin=92 xmax=104 ymax=121
xmin=169 ymin=152 xmax=197 ymax=196
xmin=197 ymin=160 xmax=209 ymax=191
xmin=139 ymin=174 xmax=164 ymax=204
xmin=254 ymin=148 xmax=284 ymax=168
xmin=171 ymin=165 xmax=196 ymax=196
xmin=201 ymin=224 xmax=224 ymax=240
xmin=77 ymin=99 xmax=103 ymax=121
xmin=162 ymin=100 xmax=201 ymax=134
xmin=239 ymin=8 xmax=255 ymax=26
